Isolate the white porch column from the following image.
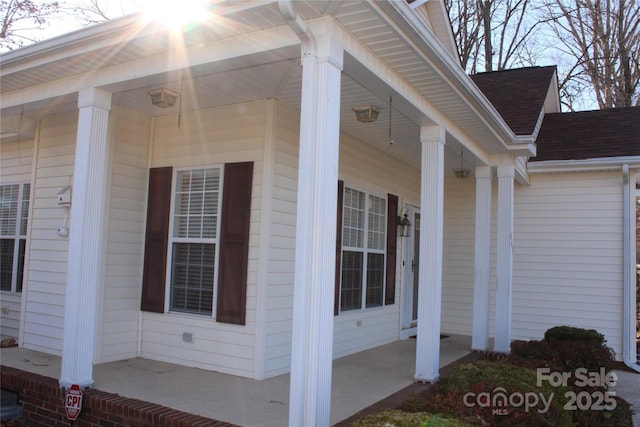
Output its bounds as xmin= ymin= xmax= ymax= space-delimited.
xmin=494 ymin=164 xmax=515 ymax=353
xmin=414 ymin=126 xmax=445 ymax=383
xmin=471 ymin=166 xmax=492 ymax=351
xmin=288 ymin=25 xmax=343 ymax=427
xmin=59 ymin=88 xmax=111 ymax=389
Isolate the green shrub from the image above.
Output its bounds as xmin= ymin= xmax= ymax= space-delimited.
xmin=351 ymin=410 xmax=472 ymax=427
xmin=544 ymin=326 xmax=606 ymax=345
xmin=508 ymin=340 xmax=562 ymax=370
xmin=543 ymin=326 xmax=615 ymax=374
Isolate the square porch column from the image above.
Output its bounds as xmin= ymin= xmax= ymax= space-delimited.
xmin=494 ymin=164 xmax=515 ymax=353
xmin=60 ymin=88 xmax=111 ymax=389
xmin=414 ymin=126 xmax=445 ymax=383
xmin=471 ymin=166 xmax=492 ymax=351
xmin=288 ymin=26 xmax=343 ymax=427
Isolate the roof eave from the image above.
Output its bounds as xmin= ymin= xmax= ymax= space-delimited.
xmin=1 ymin=13 xmax=144 ymax=68
xmin=386 ymin=0 xmax=519 ymax=151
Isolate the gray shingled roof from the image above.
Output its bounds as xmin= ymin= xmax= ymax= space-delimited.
xmin=531 ymin=107 xmax=640 ymax=162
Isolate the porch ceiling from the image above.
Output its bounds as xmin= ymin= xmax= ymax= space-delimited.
xmin=0 ymin=0 xmax=514 ymax=174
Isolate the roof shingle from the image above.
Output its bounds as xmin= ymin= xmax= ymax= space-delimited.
xmin=532 ymin=107 xmax=640 ymax=162
xmin=471 ymin=66 xmax=557 ymax=135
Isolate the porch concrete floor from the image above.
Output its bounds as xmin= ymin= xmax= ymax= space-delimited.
xmin=1 ymin=335 xmax=471 ymax=426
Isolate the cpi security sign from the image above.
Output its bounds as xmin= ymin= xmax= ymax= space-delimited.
xmin=65 ymin=384 xmax=83 ymax=421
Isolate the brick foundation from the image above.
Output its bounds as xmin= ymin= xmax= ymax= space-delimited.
xmin=1 ymin=366 xmax=239 ymax=427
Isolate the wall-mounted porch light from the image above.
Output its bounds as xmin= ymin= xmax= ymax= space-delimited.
xmin=352 ymin=105 xmax=380 ymax=123
xmin=397 ymin=210 xmax=412 ymax=237
xmin=148 ymin=88 xmax=179 ymax=108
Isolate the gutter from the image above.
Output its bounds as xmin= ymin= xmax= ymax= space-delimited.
xmin=622 ymin=164 xmax=640 ymax=373
xmin=528 ymin=157 xmax=640 ymax=174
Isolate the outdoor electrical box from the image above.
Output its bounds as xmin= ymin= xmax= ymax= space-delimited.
xmin=57 ymin=186 xmax=71 ymax=207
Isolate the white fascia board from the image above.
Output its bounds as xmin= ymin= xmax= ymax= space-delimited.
xmin=528 ymin=156 xmax=640 ymax=174
xmin=383 ymin=0 xmax=519 ymax=150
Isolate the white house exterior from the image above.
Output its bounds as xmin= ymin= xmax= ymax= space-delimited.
xmin=1 ymin=1 xmax=638 ymax=425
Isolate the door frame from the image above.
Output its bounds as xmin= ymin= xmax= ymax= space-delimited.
xmin=400 ymin=203 xmax=419 ymax=339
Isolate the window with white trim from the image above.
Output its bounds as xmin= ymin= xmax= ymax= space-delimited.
xmin=340 ymin=187 xmax=386 ymax=311
xmin=0 ymin=183 xmax=30 ymax=293
xmin=169 ymin=167 xmax=221 ymax=315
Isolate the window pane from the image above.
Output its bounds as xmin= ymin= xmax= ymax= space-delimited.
xmin=20 ymin=184 xmax=30 ymax=236
xmin=174 ymin=169 xmax=219 ymax=239
xmin=0 ymin=185 xmax=19 ymax=236
xmin=367 ymin=195 xmax=386 ymax=250
xmin=171 ymin=243 xmax=215 ymax=315
xmin=340 ymin=251 xmax=363 ymax=311
xmin=343 ymin=188 xmax=365 ymax=248
xmin=0 ymin=239 xmax=14 ymax=291
xmin=365 ymin=253 xmax=384 ymax=307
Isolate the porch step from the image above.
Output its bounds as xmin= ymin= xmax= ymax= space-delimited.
xmin=0 ymin=389 xmax=23 ymax=421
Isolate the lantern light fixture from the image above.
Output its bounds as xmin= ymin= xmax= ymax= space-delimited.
xmin=352 ymin=105 xmax=380 ymax=123
xmin=148 ymin=88 xmax=179 ymax=108
xmin=397 ymin=209 xmax=412 ymax=237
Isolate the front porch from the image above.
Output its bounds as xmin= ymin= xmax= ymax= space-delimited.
xmin=1 ymin=335 xmax=471 ymax=426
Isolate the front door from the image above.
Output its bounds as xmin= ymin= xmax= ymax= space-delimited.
xmin=401 ymin=205 xmax=420 ymax=338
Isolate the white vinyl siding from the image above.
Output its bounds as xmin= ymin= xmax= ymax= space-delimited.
xmin=512 ymin=172 xmax=624 ymax=357
xmin=440 ymin=177 xmax=477 ymax=336
xmin=0 ymin=140 xmax=33 ymax=339
xmin=21 ymin=112 xmax=77 ymax=355
xmin=262 ymin=104 xmax=299 ymax=376
xmin=141 ymin=101 xmax=264 ymax=378
xmin=101 ymin=107 xmax=151 ymax=362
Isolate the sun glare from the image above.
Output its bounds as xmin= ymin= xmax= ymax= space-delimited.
xmin=138 ymin=0 xmax=208 ymax=32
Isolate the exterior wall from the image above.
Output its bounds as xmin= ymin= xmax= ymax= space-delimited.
xmin=21 ymin=112 xmax=77 ymax=355
xmin=333 ymin=133 xmax=419 ymax=358
xmin=439 ymin=169 xmax=625 ymax=358
xmin=140 ymin=101 xmax=266 ymax=378
xmin=512 ymin=171 xmax=624 ymax=357
xmin=263 ymin=103 xmax=421 ymax=378
xmin=0 ymin=139 xmax=34 ymax=339
xmin=98 ymin=107 xmax=151 ymax=363
xmin=263 ymin=103 xmax=298 ymax=377
xmin=440 ymin=177 xmax=476 ymax=336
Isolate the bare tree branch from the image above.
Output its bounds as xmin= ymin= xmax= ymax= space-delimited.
xmin=1 ymin=0 xmax=60 ymax=50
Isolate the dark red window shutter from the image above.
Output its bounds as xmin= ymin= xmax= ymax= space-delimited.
xmin=141 ymin=167 xmax=173 ymax=313
xmin=217 ymin=162 xmax=253 ymax=325
xmin=334 ymin=180 xmax=344 ymax=315
xmin=385 ymin=194 xmax=398 ymax=305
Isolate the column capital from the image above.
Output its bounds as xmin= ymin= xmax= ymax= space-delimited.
xmin=420 ymin=125 xmax=445 ymax=145
xmin=78 ymin=88 xmax=112 ymax=111
xmin=497 ymin=164 xmax=515 ymax=178
xmin=475 ymin=166 xmax=492 ymax=180
xmin=307 ymin=18 xmax=343 ymax=70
